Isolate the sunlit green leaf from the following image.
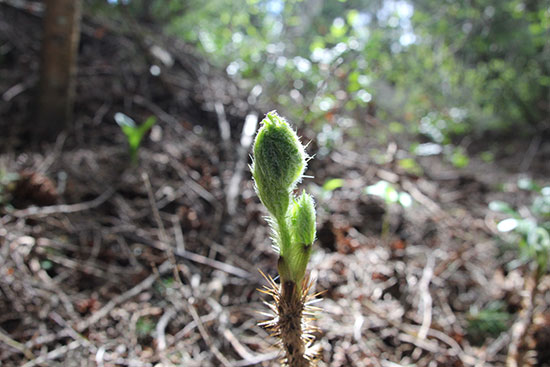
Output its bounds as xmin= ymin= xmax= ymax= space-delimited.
xmin=322 ymin=178 xmax=344 ymax=192
xmin=489 ymin=201 xmax=517 ymax=215
xmin=497 ymin=218 xmax=518 ymax=232
xmin=398 ymin=158 xmax=423 ymax=176
xmin=517 ymin=177 xmax=540 ymax=192
xmin=450 ymin=149 xmax=469 ymax=168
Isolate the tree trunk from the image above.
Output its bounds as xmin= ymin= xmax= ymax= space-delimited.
xmin=36 ymin=0 xmax=82 ymax=140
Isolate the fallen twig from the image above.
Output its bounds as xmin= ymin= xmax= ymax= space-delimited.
xmin=0 ymin=328 xmax=35 ymax=359
xmin=506 ymin=268 xmax=539 ymax=367
xmin=155 ymin=308 xmax=175 ymax=351
xmin=3 ymin=188 xmax=114 ymax=220
xmin=185 ymin=301 xmax=233 ymax=367
xmin=125 ymin=232 xmax=254 ymax=279
xmin=77 ymin=261 xmax=172 ymax=332
xmin=417 ymin=255 xmax=434 ymax=340
xmin=226 ymin=113 xmax=258 ymax=215
xmin=20 ymin=340 xmax=81 ymax=367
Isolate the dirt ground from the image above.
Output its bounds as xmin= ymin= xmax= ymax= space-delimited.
xmin=1 ymin=3 xmax=550 ymax=367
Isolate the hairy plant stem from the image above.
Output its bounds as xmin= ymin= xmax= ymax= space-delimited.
xmin=258 ymin=271 xmax=318 ymax=367
xmin=279 ymin=280 xmax=309 ymax=367
xmin=277 ymin=213 xmax=292 ymax=260
xmin=276 ymin=213 xmax=295 ymax=289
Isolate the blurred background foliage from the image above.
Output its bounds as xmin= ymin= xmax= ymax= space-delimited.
xmin=89 ymin=0 xmax=549 ymax=149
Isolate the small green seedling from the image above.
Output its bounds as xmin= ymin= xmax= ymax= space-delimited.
xmin=490 ymin=182 xmax=550 ymax=275
xmin=490 ymin=179 xmax=550 ymax=365
xmin=366 ymin=180 xmax=413 ymax=237
xmin=322 ymin=178 xmax=344 ymax=192
xmin=449 ymin=147 xmax=470 ymax=168
xmin=398 ymin=157 xmax=424 ymax=176
xmin=115 ymin=113 xmax=157 ymax=164
xmin=467 ymin=301 xmax=511 ymax=345
xmin=136 ymin=317 xmax=155 ymax=342
xmin=315 ymin=177 xmax=344 ymax=201
xmin=252 ymin=111 xmax=319 ymax=366
xmin=366 ymin=180 xmax=412 ymax=208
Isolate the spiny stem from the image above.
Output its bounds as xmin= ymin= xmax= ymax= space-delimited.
xmin=258 ymin=272 xmax=320 ymax=367
xmin=279 ymin=280 xmax=309 ymax=367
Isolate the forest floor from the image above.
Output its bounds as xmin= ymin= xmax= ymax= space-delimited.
xmin=1 ymin=3 xmax=550 ymax=367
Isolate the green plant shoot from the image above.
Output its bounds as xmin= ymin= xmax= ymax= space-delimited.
xmin=253 ymin=111 xmax=319 ymax=366
xmin=489 ymin=182 xmax=550 ymax=275
xmin=115 ymin=113 xmax=157 ymax=164
xmin=252 ymin=111 xmax=316 ymax=288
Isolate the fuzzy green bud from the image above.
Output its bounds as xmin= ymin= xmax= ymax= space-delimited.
xmin=286 ymin=192 xmax=316 ymax=284
xmin=252 ymin=111 xmax=306 ymax=219
xmin=290 ymin=192 xmax=316 ymax=246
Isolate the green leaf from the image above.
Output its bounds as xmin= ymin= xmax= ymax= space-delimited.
xmin=489 ymin=201 xmax=517 ymax=216
xmin=290 ymin=192 xmax=316 ymax=246
xmin=114 ymin=112 xmax=136 ymax=128
xmin=388 ymin=121 xmax=405 ymax=134
xmin=517 ymin=177 xmax=541 ymax=192
xmin=527 ymin=227 xmax=550 ymax=270
xmin=450 ymin=149 xmax=469 ymax=168
xmin=136 ymin=317 xmax=155 ymax=338
xmin=346 ymin=9 xmax=359 ymax=26
xmin=515 ymin=219 xmax=537 ymax=237
xmin=252 ymin=111 xmax=306 ymax=219
xmin=139 ymin=116 xmax=157 ymax=135
xmin=532 ymin=195 xmax=550 ymax=218
xmin=496 ymin=218 xmax=518 ymax=232
xmin=398 ymin=158 xmax=423 ymax=176
xmin=467 ymin=302 xmax=511 ymax=345
xmin=322 ymin=178 xmax=344 ymax=192
xmin=115 ymin=113 xmax=157 ymax=164
xmin=366 ymin=180 xmax=403 ymax=204
xmin=330 ymin=18 xmax=348 ymax=38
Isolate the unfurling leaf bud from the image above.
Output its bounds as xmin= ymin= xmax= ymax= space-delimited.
xmin=286 ymin=192 xmax=316 ymax=284
xmin=290 ymin=192 xmax=316 ymax=246
xmin=252 ymin=111 xmax=306 ymax=219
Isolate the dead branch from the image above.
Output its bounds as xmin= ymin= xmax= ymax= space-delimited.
xmin=77 ymin=261 xmax=172 ymax=332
